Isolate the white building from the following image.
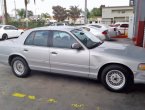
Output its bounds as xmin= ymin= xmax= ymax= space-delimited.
xmin=102 ymin=6 xmax=134 ymax=25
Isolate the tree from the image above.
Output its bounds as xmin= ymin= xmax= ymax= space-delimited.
xmin=41 ymin=13 xmax=50 ymax=18
xmin=16 ymin=9 xmax=25 ymax=19
xmin=52 ymin=6 xmax=68 ymax=22
xmin=87 ymin=9 xmax=91 ymax=19
xmin=4 ymin=0 xmax=8 ymax=24
xmin=27 ymin=10 xmax=34 ymax=17
xmin=16 ymin=9 xmax=33 ymax=19
xmin=68 ymin=6 xmax=81 ymax=23
xmin=90 ymin=8 xmax=102 ymax=18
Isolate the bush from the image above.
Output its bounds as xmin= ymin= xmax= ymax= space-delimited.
xmin=9 ymin=20 xmax=45 ymax=29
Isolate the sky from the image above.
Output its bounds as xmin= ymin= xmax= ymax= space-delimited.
xmin=0 ymin=0 xmax=130 ymax=16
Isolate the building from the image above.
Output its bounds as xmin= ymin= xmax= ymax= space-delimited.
xmin=102 ymin=6 xmax=134 ymax=25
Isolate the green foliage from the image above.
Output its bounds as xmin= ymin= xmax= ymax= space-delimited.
xmin=9 ymin=20 xmax=45 ymax=28
xmin=41 ymin=13 xmax=50 ymax=18
xmin=87 ymin=9 xmax=91 ymax=18
xmin=16 ymin=9 xmax=25 ymax=19
xmin=68 ymin=6 xmax=81 ymax=23
xmin=90 ymin=7 xmax=102 ymax=18
xmin=52 ymin=5 xmax=68 ymax=22
xmin=16 ymin=9 xmax=33 ymax=19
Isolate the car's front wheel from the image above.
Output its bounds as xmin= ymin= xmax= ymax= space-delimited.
xmin=101 ymin=65 xmax=133 ymax=92
xmin=11 ymin=57 xmax=30 ymax=78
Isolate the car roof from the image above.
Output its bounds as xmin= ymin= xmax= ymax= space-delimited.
xmin=30 ymin=26 xmax=77 ymax=32
xmin=76 ymin=25 xmax=104 ymax=32
xmin=115 ymin=22 xmax=129 ymax=24
xmin=0 ymin=25 xmax=14 ymax=27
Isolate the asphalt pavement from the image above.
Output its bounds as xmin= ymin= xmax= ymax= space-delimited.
xmin=0 ymin=64 xmax=145 ymax=110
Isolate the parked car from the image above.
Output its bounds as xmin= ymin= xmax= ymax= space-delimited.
xmin=49 ymin=22 xmax=69 ymax=26
xmin=78 ymin=25 xmax=110 ymax=41
xmin=114 ymin=22 xmax=129 ymax=35
xmin=0 ymin=25 xmax=24 ymax=40
xmin=0 ymin=26 xmax=145 ymax=92
xmin=88 ymin=23 xmax=120 ymax=37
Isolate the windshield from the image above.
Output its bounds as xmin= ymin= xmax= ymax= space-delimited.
xmin=71 ymin=29 xmax=103 ymax=49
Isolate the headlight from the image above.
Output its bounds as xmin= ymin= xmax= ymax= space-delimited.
xmin=138 ymin=63 xmax=145 ymax=70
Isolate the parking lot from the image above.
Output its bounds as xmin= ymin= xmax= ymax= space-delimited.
xmin=0 ymin=58 xmax=145 ymax=110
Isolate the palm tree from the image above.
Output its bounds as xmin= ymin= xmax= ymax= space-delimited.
xmin=24 ymin=0 xmax=44 ymax=27
xmin=16 ymin=9 xmax=25 ymax=19
xmin=3 ymin=0 xmax=8 ymax=24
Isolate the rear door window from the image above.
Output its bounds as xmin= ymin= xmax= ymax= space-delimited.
xmin=4 ymin=26 xmax=11 ymax=30
xmin=25 ymin=30 xmax=50 ymax=47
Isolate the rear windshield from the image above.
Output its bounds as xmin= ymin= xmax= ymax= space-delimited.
xmin=91 ymin=25 xmax=102 ymax=28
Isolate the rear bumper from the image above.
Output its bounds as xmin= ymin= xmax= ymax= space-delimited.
xmin=134 ymin=71 xmax=145 ymax=84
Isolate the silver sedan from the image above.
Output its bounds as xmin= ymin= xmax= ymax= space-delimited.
xmin=0 ymin=26 xmax=145 ymax=92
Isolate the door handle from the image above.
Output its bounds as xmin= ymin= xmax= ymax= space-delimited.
xmin=23 ymin=49 xmax=28 ymax=52
xmin=51 ymin=52 xmax=58 ymax=54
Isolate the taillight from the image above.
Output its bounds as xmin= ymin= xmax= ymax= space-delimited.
xmin=102 ymin=31 xmax=107 ymax=35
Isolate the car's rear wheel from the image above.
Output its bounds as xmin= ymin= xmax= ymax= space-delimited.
xmin=11 ymin=57 xmax=30 ymax=78
xmin=101 ymin=65 xmax=133 ymax=92
xmin=2 ymin=34 xmax=8 ymax=40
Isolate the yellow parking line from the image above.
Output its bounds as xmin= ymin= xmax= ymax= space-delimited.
xmin=28 ymin=95 xmax=36 ymax=100
xmin=71 ymin=104 xmax=84 ymax=109
xmin=12 ymin=93 xmax=26 ymax=98
xmin=47 ymin=98 xmax=57 ymax=103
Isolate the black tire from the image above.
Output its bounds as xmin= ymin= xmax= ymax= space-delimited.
xmin=101 ymin=65 xmax=133 ymax=92
xmin=11 ymin=57 xmax=31 ymax=78
xmin=106 ymin=36 xmax=111 ymax=41
xmin=2 ymin=34 xmax=8 ymax=40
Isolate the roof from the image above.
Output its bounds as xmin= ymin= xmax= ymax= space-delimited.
xmin=31 ymin=26 xmax=77 ymax=31
xmin=102 ymin=6 xmax=133 ymax=9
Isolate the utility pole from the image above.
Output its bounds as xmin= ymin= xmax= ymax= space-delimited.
xmin=24 ymin=0 xmax=28 ymax=28
xmin=84 ymin=0 xmax=88 ymax=24
xmin=1 ymin=0 xmax=5 ymax=24
xmin=14 ymin=0 xmax=17 ymax=19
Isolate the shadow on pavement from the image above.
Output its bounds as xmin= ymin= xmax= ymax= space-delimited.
xmin=30 ymin=70 xmax=145 ymax=93
xmin=133 ymin=84 xmax=145 ymax=92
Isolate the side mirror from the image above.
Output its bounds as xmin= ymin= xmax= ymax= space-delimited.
xmin=71 ymin=43 xmax=82 ymax=50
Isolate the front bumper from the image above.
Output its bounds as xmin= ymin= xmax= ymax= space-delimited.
xmin=134 ymin=71 xmax=145 ymax=84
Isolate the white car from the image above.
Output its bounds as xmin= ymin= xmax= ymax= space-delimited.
xmin=1 ymin=26 xmax=145 ymax=92
xmin=0 ymin=25 xmax=24 ymax=40
xmin=49 ymin=22 xmax=69 ymax=26
xmin=88 ymin=23 xmax=120 ymax=37
xmin=79 ymin=25 xmax=110 ymax=41
xmin=114 ymin=22 xmax=129 ymax=35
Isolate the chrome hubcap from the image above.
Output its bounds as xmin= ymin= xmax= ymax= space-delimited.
xmin=106 ymin=70 xmax=125 ymax=90
xmin=13 ymin=60 xmax=25 ymax=75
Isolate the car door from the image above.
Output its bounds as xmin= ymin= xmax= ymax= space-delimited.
xmin=3 ymin=26 xmax=14 ymax=38
xmin=49 ymin=30 xmax=90 ymax=77
xmin=23 ymin=30 xmax=50 ymax=72
xmin=10 ymin=26 xmax=20 ymax=37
